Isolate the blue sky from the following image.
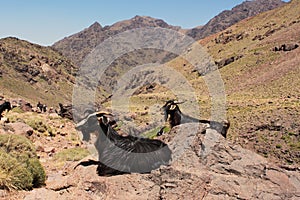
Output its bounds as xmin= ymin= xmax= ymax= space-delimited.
xmin=0 ymin=0 xmax=285 ymax=46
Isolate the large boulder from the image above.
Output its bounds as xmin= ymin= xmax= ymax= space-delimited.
xmin=20 ymin=123 xmax=299 ymax=199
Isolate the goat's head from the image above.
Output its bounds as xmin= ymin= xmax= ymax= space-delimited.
xmin=161 ymin=100 xmax=184 ymax=121
xmin=76 ymin=111 xmax=114 ymax=141
xmin=95 ymin=111 xmax=114 ymax=126
xmin=4 ymin=101 xmax=12 ymax=111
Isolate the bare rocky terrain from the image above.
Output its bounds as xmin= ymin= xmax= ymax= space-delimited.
xmin=186 ymin=0 xmax=286 ymax=40
xmin=1 ymin=123 xmax=299 ymax=199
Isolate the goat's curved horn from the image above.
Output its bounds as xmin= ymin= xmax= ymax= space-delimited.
xmin=76 ymin=111 xmax=112 ymax=128
xmin=173 ymin=100 xmax=185 ymax=105
xmin=95 ymin=111 xmax=113 ymax=117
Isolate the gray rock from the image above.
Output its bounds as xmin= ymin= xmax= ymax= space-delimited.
xmin=23 ymin=123 xmax=300 ymax=199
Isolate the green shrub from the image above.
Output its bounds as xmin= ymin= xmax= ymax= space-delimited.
xmin=11 ymin=107 xmax=24 ymax=114
xmin=143 ymin=126 xmax=171 ymax=139
xmin=0 ymin=151 xmax=33 ymax=190
xmin=0 ymin=134 xmax=46 ymax=191
xmin=24 ymin=118 xmax=55 ymax=136
xmin=27 ymin=158 xmax=46 ymax=188
xmin=25 ymin=118 xmax=47 ymax=133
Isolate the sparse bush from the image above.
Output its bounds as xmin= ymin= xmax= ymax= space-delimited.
xmin=0 ymin=134 xmax=46 ymax=191
xmin=25 ymin=118 xmax=55 ymax=136
xmin=25 ymin=118 xmax=47 ymax=133
xmin=11 ymin=106 xmax=24 ymax=114
xmin=27 ymin=158 xmax=46 ymax=188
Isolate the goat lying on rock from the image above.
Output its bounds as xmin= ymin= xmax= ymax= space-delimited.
xmin=0 ymin=101 xmax=11 ymax=119
xmin=161 ymin=100 xmax=230 ymax=138
xmin=76 ymin=111 xmax=172 ymax=176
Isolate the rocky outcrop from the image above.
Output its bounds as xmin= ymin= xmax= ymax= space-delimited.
xmin=5 ymin=122 xmax=34 ymax=137
xmin=11 ymin=99 xmax=33 ymax=112
xmin=273 ymin=43 xmax=299 ymax=52
xmin=21 ymin=124 xmax=300 ymax=199
xmin=215 ymin=55 xmax=243 ymax=68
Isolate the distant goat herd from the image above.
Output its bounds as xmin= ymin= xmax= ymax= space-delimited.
xmin=0 ymin=99 xmax=230 ymax=176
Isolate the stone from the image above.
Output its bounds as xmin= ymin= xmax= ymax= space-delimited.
xmin=24 ymin=188 xmax=62 ymax=200
xmin=34 ymin=141 xmax=44 ymax=152
xmin=7 ymin=122 xmax=34 ymax=137
xmin=44 ymin=147 xmax=55 ymax=153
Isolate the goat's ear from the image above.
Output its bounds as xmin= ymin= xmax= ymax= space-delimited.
xmin=96 ymin=111 xmax=113 ymax=117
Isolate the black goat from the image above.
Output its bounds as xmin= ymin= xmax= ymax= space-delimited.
xmin=161 ymin=100 xmax=230 ymax=138
xmin=37 ymin=102 xmax=47 ymax=113
xmin=76 ymin=111 xmax=172 ymax=176
xmin=0 ymin=101 xmax=11 ymax=119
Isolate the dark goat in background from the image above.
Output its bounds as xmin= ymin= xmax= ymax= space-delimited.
xmin=0 ymin=101 xmax=11 ymax=119
xmin=57 ymin=103 xmax=73 ymax=120
xmin=162 ymin=100 xmax=230 ymax=138
xmin=37 ymin=102 xmax=47 ymax=113
xmin=76 ymin=112 xmax=172 ymax=176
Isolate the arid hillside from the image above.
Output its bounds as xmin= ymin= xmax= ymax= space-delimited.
xmin=172 ymin=0 xmax=300 ymax=165
xmin=0 ymin=37 xmax=77 ymax=107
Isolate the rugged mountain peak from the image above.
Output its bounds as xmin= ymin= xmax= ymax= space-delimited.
xmin=131 ymin=15 xmax=180 ymax=29
xmin=52 ymin=0 xmax=286 ymax=66
xmin=88 ymin=21 xmax=102 ymax=32
xmin=107 ymin=15 xmax=181 ymax=32
xmin=52 ymin=16 xmax=180 ymax=66
xmin=186 ymin=0 xmax=286 ymax=40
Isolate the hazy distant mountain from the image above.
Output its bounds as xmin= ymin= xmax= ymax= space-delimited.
xmin=52 ymin=15 xmax=181 ymax=66
xmin=186 ymin=0 xmax=286 ymax=40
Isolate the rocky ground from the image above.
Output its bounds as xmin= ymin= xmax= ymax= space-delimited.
xmin=1 ymin=118 xmax=299 ymax=199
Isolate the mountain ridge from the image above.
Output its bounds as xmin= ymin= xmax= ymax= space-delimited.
xmin=52 ymin=0 xmax=285 ymax=66
xmin=52 ymin=15 xmax=181 ymax=66
xmin=186 ymin=0 xmax=286 ymax=40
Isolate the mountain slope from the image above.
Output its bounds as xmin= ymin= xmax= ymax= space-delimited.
xmin=168 ymin=0 xmax=300 ymax=165
xmin=0 ymin=37 xmax=77 ymax=106
xmin=186 ymin=0 xmax=286 ymax=40
xmin=52 ymin=16 xmax=181 ymax=66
